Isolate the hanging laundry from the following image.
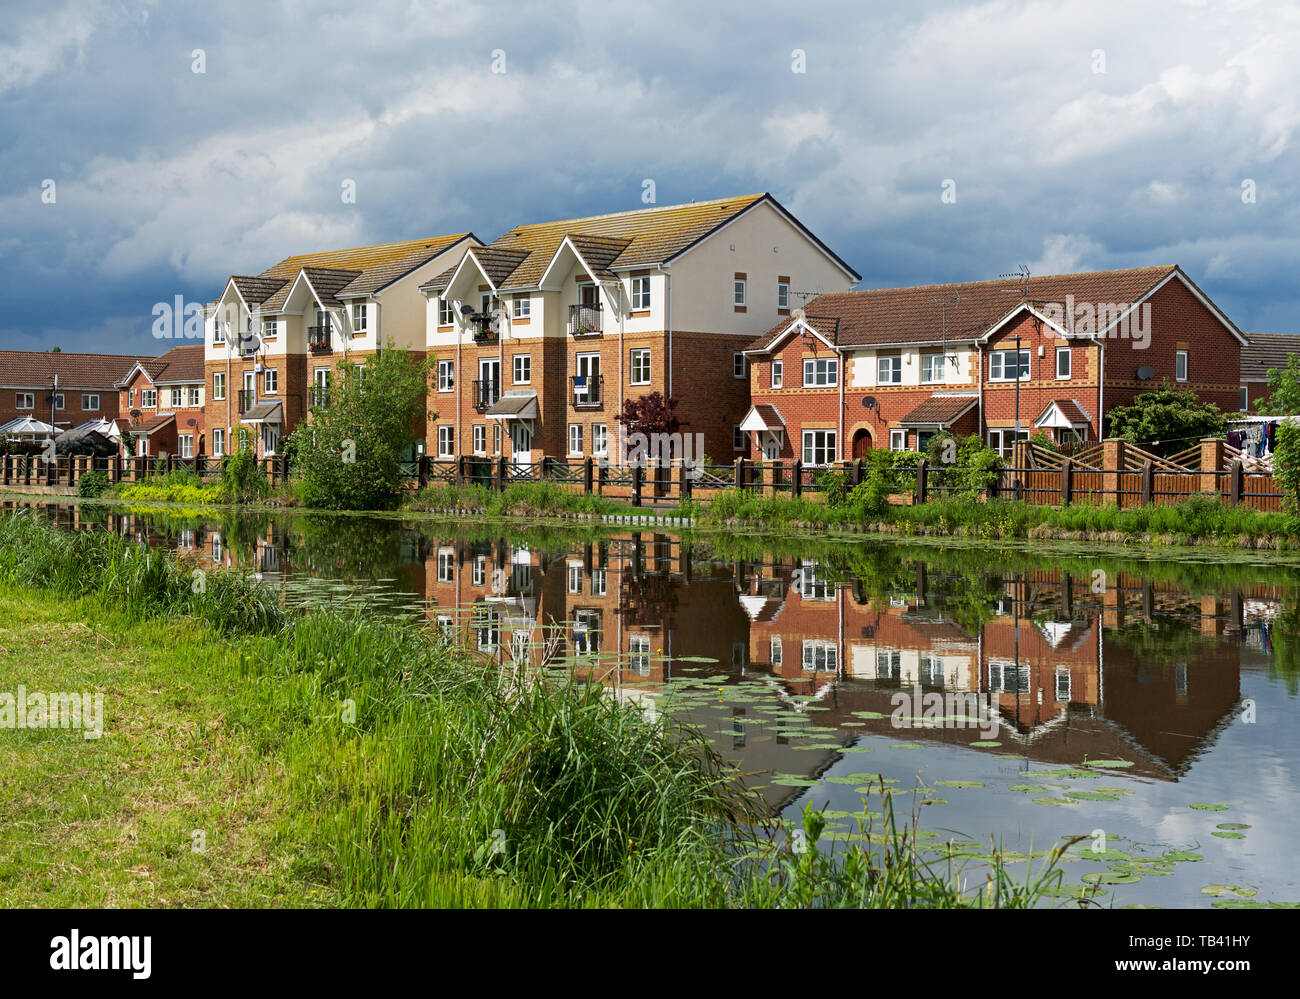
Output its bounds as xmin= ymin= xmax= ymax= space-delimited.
xmin=1227 ymin=430 xmax=1241 ymax=449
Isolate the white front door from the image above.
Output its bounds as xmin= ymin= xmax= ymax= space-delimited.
xmin=511 ymin=422 xmax=532 ymax=465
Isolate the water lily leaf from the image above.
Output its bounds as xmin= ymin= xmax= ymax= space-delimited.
xmin=1215 ymin=823 xmax=1251 ymax=830
xmin=1162 ymin=851 xmax=1204 ymax=862
xmin=1032 ymin=797 xmax=1077 ymax=807
xmin=1010 ymin=785 xmax=1048 ymax=793
xmin=1082 ymin=871 xmax=1140 ymax=885
xmin=1081 ymin=759 xmax=1134 ymax=769
xmin=1211 ymin=831 xmax=1246 ymax=839
xmin=934 ymin=779 xmax=984 ymax=789
xmin=1201 ymin=884 xmax=1256 ymax=898
xmin=1189 ymin=803 xmax=1230 ymax=811
xmin=1212 ymin=899 xmax=1266 ymax=909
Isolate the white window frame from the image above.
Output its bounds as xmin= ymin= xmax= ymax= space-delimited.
xmin=801 ymin=429 xmax=837 ymax=466
xmin=81 ymin=393 xmax=99 ymax=410
xmin=472 ymin=425 xmax=486 ymax=455
xmin=630 ymin=348 xmax=651 ymax=386
xmin=920 ymin=353 xmax=945 ymax=384
xmin=889 ymin=429 xmax=907 ymax=451
xmin=15 ymin=392 xmax=33 ymax=410
xmin=264 ymin=368 xmax=278 ymax=394
xmin=803 ymin=357 xmax=838 ymax=387
xmin=989 ymin=349 xmax=1031 ymax=382
xmin=629 ymin=634 xmax=651 ymax=675
xmin=568 ymin=563 xmax=583 ymax=594
xmin=770 ymin=358 xmax=783 ymax=388
xmin=592 ymin=423 xmax=608 ymax=455
xmin=631 ymin=275 xmax=651 ymax=311
xmin=438 ymin=298 xmax=454 ymax=326
xmin=212 ymin=372 xmax=225 ymax=401
xmin=513 ymin=354 xmax=531 ymax=384
xmin=262 ymin=318 xmax=278 ymax=339
xmin=52 ymin=393 xmax=65 ymax=410
xmin=777 ymin=281 xmax=790 ymax=310
xmin=1176 ymin=349 xmax=1188 ymax=382
xmin=1240 ymin=386 xmax=1248 ymax=412
xmin=802 ymin=640 xmax=838 ymax=673
xmin=733 ymin=277 xmax=747 ymax=306
xmin=770 ymin=636 xmax=783 ymax=667
xmin=178 ymin=434 xmax=194 ymax=459
xmin=437 ymin=359 xmax=455 ymax=392
xmin=512 ymin=296 xmax=531 ymax=319
xmin=437 ymin=426 xmax=454 ymax=458
xmin=352 ymin=302 xmax=367 ymax=332
xmin=733 ymin=425 xmax=744 ymax=451
xmin=212 ymin=315 xmax=225 ymax=345
xmin=733 ymin=352 xmax=747 ymax=379
xmin=170 ymin=387 xmax=183 ymax=408
xmin=568 ymin=423 xmax=583 ymax=456
xmin=1056 ymin=346 xmax=1071 ymax=380
xmin=437 ymin=551 xmax=455 ymax=583
xmin=877 ymin=355 xmax=902 ymax=384
xmin=212 ymin=428 xmax=225 ymax=457
xmin=141 ymin=389 xmax=157 ymax=408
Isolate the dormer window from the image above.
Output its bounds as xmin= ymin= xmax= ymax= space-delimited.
xmin=438 ymin=298 xmax=454 ymax=326
xmin=352 ymin=302 xmax=367 ymax=332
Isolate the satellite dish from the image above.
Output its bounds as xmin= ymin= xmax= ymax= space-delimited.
xmin=1137 ymin=365 xmax=1155 ymax=381
xmin=862 ymin=396 xmax=877 ymax=410
xmin=187 ymin=418 xmax=197 ymax=428
xmin=130 ymin=409 xmax=141 ymax=420
xmin=460 ymin=303 xmax=475 ymax=317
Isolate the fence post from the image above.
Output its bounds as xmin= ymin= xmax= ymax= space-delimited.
xmin=1141 ymin=460 xmax=1154 ymax=506
xmin=495 ymin=456 xmax=507 ymax=491
xmin=675 ymin=461 xmax=692 ymax=502
xmin=1199 ymin=438 xmax=1224 ymax=495
xmin=584 ymin=456 xmax=593 ymax=494
xmin=1102 ymin=438 xmax=1126 ymax=508
xmin=916 ymin=458 xmax=928 ymax=505
xmin=1229 ymin=460 xmax=1243 ymax=506
xmin=1 ymin=455 xmax=8 ymax=486
xmin=631 ymin=463 xmax=643 ymax=507
xmin=1060 ymin=456 xmax=1073 ymax=507
xmin=418 ymin=455 xmax=429 ymax=488
xmin=791 ymin=460 xmax=803 ymax=498
xmin=851 ymin=458 xmax=863 ymax=487
xmin=734 ymin=456 xmax=746 ymax=490
xmin=456 ymin=455 xmax=467 ymax=486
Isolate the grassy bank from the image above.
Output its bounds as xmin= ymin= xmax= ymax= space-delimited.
xmin=0 ymin=511 xmax=1067 ymax=908
xmin=689 ymin=491 xmax=1298 ymax=548
xmin=404 ymin=480 xmax=635 ymax=519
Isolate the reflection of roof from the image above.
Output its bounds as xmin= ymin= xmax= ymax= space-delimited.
xmin=898 ymin=394 xmax=978 ymax=426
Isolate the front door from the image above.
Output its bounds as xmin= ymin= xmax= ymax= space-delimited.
xmin=763 ymin=432 xmax=781 ymax=460
xmin=511 ymin=422 xmax=532 ymax=466
xmin=852 ymin=429 xmax=873 ymax=458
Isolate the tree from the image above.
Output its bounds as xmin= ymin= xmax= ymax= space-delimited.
xmin=1257 ymin=355 xmax=1300 ymax=515
xmin=289 ymin=345 xmax=431 ymax=510
xmin=1104 ymin=383 xmax=1226 ymax=457
xmin=615 ymin=391 xmax=681 ymax=438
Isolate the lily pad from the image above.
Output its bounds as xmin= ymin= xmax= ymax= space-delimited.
xmin=1010 ymin=785 xmax=1048 ymax=793
xmin=1082 ymin=871 xmax=1141 ymax=885
xmin=934 ymin=779 xmax=984 ymax=789
xmin=1201 ymin=884 xmax=1257 ymax=898
xmin=1215 ymin=823 xmax=1251 ymax=830
xmin=1162 ymin=851 xmax=1204 ymax=862
xmin=1081 ymin=759 xmax=1134 ymax=769
xmin=1065 ymin=790 xmax=1121 ymax=801
xmin=1189 ymin=803 xmax=1230 ymax=812
xmin=1211 ymin=831 xmax=1246 ymax=839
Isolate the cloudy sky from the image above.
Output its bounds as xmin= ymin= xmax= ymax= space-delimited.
xmin=2 ymin=0 xmax=1297 ymax=355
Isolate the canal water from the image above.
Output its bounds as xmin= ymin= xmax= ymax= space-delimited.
xmin=12 ymin=499 xmax=1300 ymax=909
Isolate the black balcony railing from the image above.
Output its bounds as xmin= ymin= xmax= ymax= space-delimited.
xmin=572 ymin=376 xmax=601 ymax=408
xmin=308 ymin=325 xmax=332 ymax=352
xmin=473 ymin=380 xmax=500 ymax=410
xmin=568 ymin=303 xmax=602 ymax=336
xmin=237 ymin=389 xmax=256 ymax=414
xmin=472 ymin=317 xmax=499 ymax=343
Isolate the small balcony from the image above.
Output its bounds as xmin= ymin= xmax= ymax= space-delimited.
xmin=237 ymin=389 xmax=256 ymax=414
xmin=308 ymin=325 xmax=332 ymax=353
xmin=568 ymin=303 xmax=602 ymax=336
xmin=572 ymin=376 xmax=602 ymax=409
xmin=472 ymin=316 xmax=499 ymax=344
xmin=473 ymin=379 xmax=500 ymax=410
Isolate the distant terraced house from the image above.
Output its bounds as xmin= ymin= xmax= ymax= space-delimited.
xmin=422 ymin=194 xmax=858 ymax=466
xmin=0 ymin=350 xmax=150 ymax=444
xmin=742 ymin=265 xmax=1246 ymax=464
xmin=205 ymin=232 xmax=480 ymax=459
xmin=1240 ymin=331 xmax=1300 ymax=413
xmin=115 ymin=344 xmax=207 ymax=458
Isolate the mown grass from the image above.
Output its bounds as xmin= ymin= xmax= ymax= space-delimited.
xmin=694 ymin=490 xmax=1298 ymax=546
xmin=0 ymin=512 xmax=1072 ymax=908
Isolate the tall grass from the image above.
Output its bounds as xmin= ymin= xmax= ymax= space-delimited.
xmin=406 ymin=481 xmax=626 ymax=518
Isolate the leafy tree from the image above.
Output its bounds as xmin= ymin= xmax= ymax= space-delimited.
xmin=1257 ymin=355 xmax=1300 ymax=515
xmin=289 ymin=345 xmax=431 ymax=511
xmin=616 ymin=391 xmax=681 ymax=438
xmin=1104 ymin=383 xmax=1226 ymax=456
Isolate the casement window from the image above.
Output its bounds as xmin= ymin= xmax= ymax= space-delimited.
xmin=264 ymin=368 xmax=278 ymax=394
xmin=212 ymin=428 xmax=225 ymax=457
xmin=493 ymin=424 xmax=501 ymax=454
xmin=568 ymin=563 xmax=583 ymax=594
xmin=171 ymin=388 xmax=184 ymax=407
xmin=212 ymin=315 xmax=225 ymax=344
xmin=1176 ymin=349 xmax=1188 ymax=381
xmin=81 ymin=393 xmax=99 ymax=410
xmin=629 ymin=635 xmax=651 ymax=675
xmin=801 ymin=429 xmax=837 ymax=466
xmin=513 ymin=353 xmax=531 ymax=384
xmin=770 ymin=637 xmax=783 ymax=667
xmin=988 ymin=428 xmax=1030 ymax=460
xmin=512 ymin=297 xmax=531 ymax=319
xmin=989 ymin=661 xmax=1031 ymax=694
xmin=920 ymin=353 xmax=945 ymax=383
xmin=52 ymin=393 xmax=65 ymax=410
xmin=1056 ymin=346 xmax=1072 ymax=379
xmin=877 ymin=355 xmax=902 ymax=384
xmin=876 ymin=650 xmax=901 ymax=680
xmin=802 ymin=640 xmax=838 ymax=673
xmin=141 ymin=389 xmax=157 ymax=408
xmin=590 ymin=567 xmax=607 ymax=596
xmin=352 ymin=303 xmax=367 ymax=332
xmin=1055 ymin=666 xmax=1071 ymax=702
xmin=631 ymin=275 xmax=651 ymax=311
xmin=733 ymin=352 xmax=747 ymax=379
xmin=889 ymin=429 xmax=907 ymax=451
xmin=989 ymin=349 xmax=1030 ymax=381
xmin=15 ymin=392 xmax=33 ymax=410
xmin=262 ymin=318 xmax=277 ymax=339
xmin=437 ymin=426 xmax=454 ymax=458
xmin=472 ymin=555 xmax=486 ymax=587
xmin=212 ymin=372 xmax=225 ymax=400
xmin=435 ymin=359 xmax=455 ymax=393
xmin=733 ymin=425 xmax=745 ymax=451
xmin=1240 ymin=386 xmax=1248 ymax=412
xmin=630 ymin=349 xmax=651 ymax=385
xmin=472 ymin=425 xmax=486 ymax=455
xmin=568 ymin=423 xmax=584 ymax=455
xmin=733 ymin=276 xmax=747 ymax=307
xmin=592 ymin=423 xmax=608 ymax=455
xmin=178 ymin=434 xmax=194 ymax=459
xmin=803 ymin=357 xmax=838 ymax=387
xmin=777 ymin=280 xmax=790 ymax=310
xmin=188 ymin=387 xmax=201 ymax=407
xmin=438 ymin=298 xmax=454 ymax=326
xmin=437 ymin=551 xmax=455 ymax=583
xmin=771 ymin=359 xmax=783 ymax=388
xmin=574 ymin=353 xmax=600 ymax=405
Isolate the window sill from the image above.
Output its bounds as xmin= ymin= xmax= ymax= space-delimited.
xmin=629 ymin=310 xmax=651 ymax=319
xmin=734 ymin=305 xmax=747 ymax=313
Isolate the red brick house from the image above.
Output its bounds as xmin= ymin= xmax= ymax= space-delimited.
xmin=741 ymin=265 xmax=1246 ymax=463
xmin=0 ymin=351 xmax=148 ymax=438
xmin=116 ymin=344 xmax=207 ymax=458
xmin=1240 ymin=331 xmax=1300 ymax=413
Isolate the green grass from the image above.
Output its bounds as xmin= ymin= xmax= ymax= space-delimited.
xmin=0 ymin=512 xmax=1071 ymax=908
xmin=405 ymin=481 xmax=636 ymax=518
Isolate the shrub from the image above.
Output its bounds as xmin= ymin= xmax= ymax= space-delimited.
xmin=77 ymin=470 xmax=111 ymax=498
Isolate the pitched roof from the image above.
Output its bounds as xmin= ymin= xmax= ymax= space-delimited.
xmin=898 ymin=394 xmax=979 ymax=426
xmin=227 ymin=233 xmax=474 ymax=311
xmin=423 ymin=194 xmax=856 ymax=293
xmin=120 ymin=344 xmax=205 ymax=387
xmin=747 ymin=266 xmax=1183 ymax=352
xmin=1038 ymin=398 xmax=1091 ymax=425
xmin=132 ymin=413 xmax=175 ymax=434
xmin=0 ymin=351 xmax=153 ymax=390
xmin=1242 ymin=331 xmax=1300 ymax=381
